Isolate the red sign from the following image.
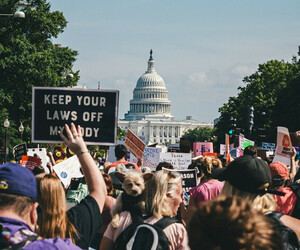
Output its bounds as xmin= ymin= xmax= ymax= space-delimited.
xmin=20 ymin=156 xmax=42 ymax=171
xmin=203 ymin=152 xmax=218 ymax=157
xmin=124 ymin=130 xmax=145 ymax=159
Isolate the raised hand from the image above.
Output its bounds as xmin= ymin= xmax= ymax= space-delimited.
xmin=58 ymin=123 xmax=88 ymax=156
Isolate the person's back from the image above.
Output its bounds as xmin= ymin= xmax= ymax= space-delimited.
xmin=0 ymin=163 xmax=80 ymax=249
xmin=100 ymin=170 xmax=190 ymax=250
xmin=107 ymin=145 xmax=140 ymax=172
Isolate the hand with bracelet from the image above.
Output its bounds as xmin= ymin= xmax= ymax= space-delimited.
xmin=59 ymin=123 xmax=107 ymax=212
xmin=58 ymin=123 xmax=89 ymax=156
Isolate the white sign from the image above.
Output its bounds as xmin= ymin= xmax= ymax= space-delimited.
xmin=159 ymin=152 xmax=191 ymax=169
xmin=53 ymin=155 xmax=83 ymax=187
xmin=273 ymin=126 xmax=292 ymax=166
xmin=130 ymin=147 xmax=162 ymax=171
xmin=27 ymin=148 xmax=50 ymax=173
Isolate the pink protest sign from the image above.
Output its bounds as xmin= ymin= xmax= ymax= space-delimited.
xmin=193 ymin=142 xmax=213 ymax=157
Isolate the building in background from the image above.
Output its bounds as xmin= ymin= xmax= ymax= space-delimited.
xmin=118 ymin=50 xmax=212 ymax=145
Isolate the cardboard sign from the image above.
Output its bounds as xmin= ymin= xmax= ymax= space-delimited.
xmin=32 ymin=87 xmax=119 ymax=145
xmin=20 ymin=155 xmax=42 ymax=171
xmin=124 ymin=129 xmax=146 ymax=159
xmin=27 ymin=148 xmax=50 ymax=173
xmin=273 ymin=127 xmax=292 ymax=166
xmin=159 ymin=152 xmax=191 ymax=169
xmin=53 ymin=155 xmax=83 ymax=187
xmin=193 ymin=142 xmax=213 ymax=157
xmin=13 ymin=143 xmax=27 ymax=161
xmin=163 ymin=168 xmax=197 ymax=193
xmin=130 ymin=147 xmax=162 ymax=171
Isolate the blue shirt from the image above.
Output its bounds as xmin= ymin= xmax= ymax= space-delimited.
xmin=0 ymin=217 xmax=81 ymax=249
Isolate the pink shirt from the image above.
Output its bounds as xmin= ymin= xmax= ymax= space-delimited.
xmin=104 ymin=211 xmax=190 ymax=250
xmin=189 ymin=180 xmax=224 ymax=205
xmin=274 ymin=187 xmax=297 ymax=216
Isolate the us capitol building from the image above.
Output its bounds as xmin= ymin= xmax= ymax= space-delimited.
xmin=118 ymin=50 xmax=212 ymax=145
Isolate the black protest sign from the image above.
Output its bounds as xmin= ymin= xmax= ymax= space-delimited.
xmin=32 ymin=87 xmax=119 ymax=145
xmin=13 ymin=143 xmax=27 ymax=161
xmin=162 ymin=168 xmax=197 ymax=193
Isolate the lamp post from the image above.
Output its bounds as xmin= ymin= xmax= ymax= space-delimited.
xmin=4 ymin=117 xmax=10 ymax=162
xmin=0 ymin=10 xmax=25 ymax=18
xmin=19 ymin=121 xmax=24 ymax=141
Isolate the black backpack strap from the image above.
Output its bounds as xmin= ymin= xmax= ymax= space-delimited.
xmin=154 ymin=217 xmax=180 ymax=230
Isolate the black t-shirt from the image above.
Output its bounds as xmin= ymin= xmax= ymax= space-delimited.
xmin=67 ymin=195 xmax=102 ymax=249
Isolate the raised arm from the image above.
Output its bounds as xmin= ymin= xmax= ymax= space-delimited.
xmin=59 ymin=123 xmax=107 ymax=212
xmin=290 ymin=147 xmax=297 ymax=181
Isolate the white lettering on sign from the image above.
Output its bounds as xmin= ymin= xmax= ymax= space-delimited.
xmin=50 ymin=126 xmax=65 ymax=135
xmin=50 ymin=126 xmax=99 ymax=138
xmin=44 ymin=95 xmax=72 ymax=105
xmin=77 ymin=96 xmax=106 ymax=107
xmin=47 ymin=111 xmax=77 ymax=121
xmin=79 ymin=127 xmax=99 ymax=138
xmin=82 ymin=112 xmax=103 ymax=122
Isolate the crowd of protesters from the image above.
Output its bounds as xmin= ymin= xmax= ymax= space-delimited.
xmin=1 ymin=123 xmax=300 ymax=249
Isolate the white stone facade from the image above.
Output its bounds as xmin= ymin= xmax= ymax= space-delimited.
xmin=119 ymin=50 xmax=212 ymax=145
xmin=119 ymin=119 xmax=212 ymax=145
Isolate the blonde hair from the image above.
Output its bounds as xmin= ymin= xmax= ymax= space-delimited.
xmin=195 ymin=157 xmax=222 ymax=182
xmin=36 ymin=174 xmax=78 ymax=243
xmin=143 ymin=170 xmax=181 ymax=217
xmin=221 ymin=181 xmax=276 ymax=213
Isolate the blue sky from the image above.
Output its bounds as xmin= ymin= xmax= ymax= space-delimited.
xmin=49 ymin=0 xmax=300 ymax=123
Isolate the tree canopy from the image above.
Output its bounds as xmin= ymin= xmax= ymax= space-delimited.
xmin=181 ymin=126 xmax=215 ymax=144
xmin=215 ymin=57 xmax=300 ymax=146
xmin=0 ymin=0 xmax=79 ymax=150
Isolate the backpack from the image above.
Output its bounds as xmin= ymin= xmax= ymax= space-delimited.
xmin=0 ymin=224 xmax=39 ymax=250
xmin=265 ymin=211 xmax=300 ymax=250
xmin=114 ymin=212 xmax=180 ymax=250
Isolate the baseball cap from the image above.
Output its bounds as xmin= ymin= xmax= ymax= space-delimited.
xmin=212 ymin=155 xmax=280 ymax=195
xmin=269 ymin=162 xmax=289 ymax=180
xmin=0 ymin=163 xmax=37 ymax=200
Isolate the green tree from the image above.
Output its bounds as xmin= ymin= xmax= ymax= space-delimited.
xmin=181 ymin=126 xmax=215 ymax=144
xmin=117 ymin=126 xmax=126 ymax=141
xmin=273 ymin=73 xmax=300 ymax=132
xmin=215 ymin=58 xmax=300 ymax=146
xmin=0 ymin=0 xmax=79 ymax=155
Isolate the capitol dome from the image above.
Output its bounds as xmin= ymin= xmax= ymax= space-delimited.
xmin=124 ymin=50 xmax=174 ymax=121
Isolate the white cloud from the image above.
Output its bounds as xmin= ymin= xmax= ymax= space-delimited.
xmin=231 ymin=64 xmax=256 ymax=77
xmin=188 ymin=72 xmax=208 ymax=85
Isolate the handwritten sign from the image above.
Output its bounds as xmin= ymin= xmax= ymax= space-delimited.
xmin=53 ymin=155 xmax=83 ymax=187
xmin=32 ymin=87 xmax=119 ymax=145
xmin=124 ymin=129 xmax=146 ymax=159
xmin=159 ymin=152 xmax=191 ymax=169
xmin=130 ymin=147 xmax=162 ymax=171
